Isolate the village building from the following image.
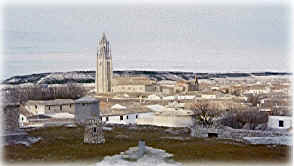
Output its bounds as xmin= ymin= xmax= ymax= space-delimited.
xmin=25 ymin=99 xmax=75 ymax=115
xmin=159 ymin=85 xmax=175 ymax=95
xmin=175 ymin=81 xmax=189 ymax=93
xmin=75 ymin=96 xmax=100 ymax=125
xmin=112 ymin=76 xmax=156 ymax=93
xmin=267 ymin=116 xmax=292 ymax=130
xmin=100 ymin=103 xmax=153 ymax=125
xmin=243 ymin=85 xmax=271 ymax=95
xmin=138 ymin=104 xmax=195 ymax=127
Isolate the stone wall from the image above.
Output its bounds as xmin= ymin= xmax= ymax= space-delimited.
xmin=191 ymin=126 xmax=290 ymax=142
xmin=2 ymin=104 xmax=20 ymax=131
xmin=44 ymin=104 xmax=74 ymax=114
xmin=25 ymin=103 xmax=75 ymax=114
xmin=84 ymin=118 xmax=105 ymax=144
xmin=112 ymin=84 xmax=146 ymax=93
xmin=25 ymin=104 xmax=45 ymax=115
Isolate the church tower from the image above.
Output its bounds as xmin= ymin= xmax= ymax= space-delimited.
xmin=96 ymin=33 xmax=112 ymax=93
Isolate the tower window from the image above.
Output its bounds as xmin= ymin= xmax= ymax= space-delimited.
xmin=106 ymin=117 xmax=109 ymax=121
xmin=93 ymin=127 xmax=97 ymax=133
xmin=120 ymin=116 xmax=123 ymax=121
xmin=35 ymin=105 xmax=37 ymax=109
xmin=60 ymin=105 xmax=62 ymax=111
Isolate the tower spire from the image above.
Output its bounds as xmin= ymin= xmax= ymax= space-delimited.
xmin=102 ymin=32 xmax=107 ymax=41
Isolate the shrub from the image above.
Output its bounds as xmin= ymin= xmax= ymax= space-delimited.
xmin=220 ymin=109 xmax=268 ymax=130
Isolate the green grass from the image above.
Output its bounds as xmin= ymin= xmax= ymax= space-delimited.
xmin=4 ymin=126 xmax=290 ymax=164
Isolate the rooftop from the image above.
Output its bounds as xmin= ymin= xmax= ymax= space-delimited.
xmin=75 ymin=96 xmax=99 ymax=104
xmin=26 ymin=99 xmax=74 ymax=106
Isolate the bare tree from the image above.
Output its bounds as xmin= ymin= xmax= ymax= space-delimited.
xmin=191 ymin=101 xmax=222 ymax=128
xmin=247 ymin=94 xmax=260 ymax=106
xmin=2 ymin=84 xmax=88 ymax=103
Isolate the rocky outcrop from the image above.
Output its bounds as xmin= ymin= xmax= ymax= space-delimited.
xmin=2 ymin=70 xmax=291 ymax=85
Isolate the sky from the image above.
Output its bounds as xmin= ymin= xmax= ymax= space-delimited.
xmin=1 ymin=3 xmax=291 ymax=79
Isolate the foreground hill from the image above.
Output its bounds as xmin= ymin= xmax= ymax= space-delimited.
xmin=2 ymin=70 xmax=291 ymax=85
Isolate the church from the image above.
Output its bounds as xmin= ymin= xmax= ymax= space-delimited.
xmin=95 ymin=33 xmax=155 ymax=94
xmin=95 ymin=33 xmax=199 ymax=95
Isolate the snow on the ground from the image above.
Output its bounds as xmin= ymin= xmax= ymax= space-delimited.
xmin=96 ymin=146 xmax=182 ymax=166
xmin=146 ymin=105 xmax=166 ymax=112
xmin=45 ymin=113 xmax=74 ymax=119
xmin=111 ymin=104 xmax=127 ymax=109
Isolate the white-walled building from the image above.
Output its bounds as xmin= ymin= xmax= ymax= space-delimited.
xmin=100 ymin=104 xmax=153 ymax=125
xmin=138 ymin=104 xmax=195 ymax=127
xmin=267 ymin=116 xmax=292 ymax=130
xmin=25 ymin=99 xmax=75 ymax=115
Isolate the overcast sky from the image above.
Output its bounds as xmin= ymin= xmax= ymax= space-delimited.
xmin=2 ymin=3 xmax=291 ymax=79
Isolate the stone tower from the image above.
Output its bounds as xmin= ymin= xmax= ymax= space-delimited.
xmin=96 ymin=33 xmax=113 ymax=93
xmin=84 ymin=118 xmax=105 ymax=144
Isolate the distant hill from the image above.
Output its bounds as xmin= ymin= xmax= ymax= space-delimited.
xmin=2 ymin=70 xmax=291 ymax=85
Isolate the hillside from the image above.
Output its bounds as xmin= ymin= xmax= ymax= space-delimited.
xmin=2 ymin=70 xmax=291 ymax=85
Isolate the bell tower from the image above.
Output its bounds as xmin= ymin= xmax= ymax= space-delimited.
xmin=96 ymin=33 xmax=112 ymax=93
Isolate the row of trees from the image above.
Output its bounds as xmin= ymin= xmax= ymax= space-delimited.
xmin=3 ymin=84 xmax=88 ymax=103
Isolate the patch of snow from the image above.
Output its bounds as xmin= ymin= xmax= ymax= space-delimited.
xmin=96 ymin=146 xmax=182 ymax=166
xmin=103 ymin=127 xmax=113 ymax=131
xmin=45 ymin=113 xmax=74 ymax=119
xmin=162 ymin=96 xmax=176 ymax=100
xmin=147 ymin=94 xmax=161 ymax=100
xmin=111 ymin=104 xmax=127 ymax=110
xmin=146 ymin=105 xmax=166 ymax=112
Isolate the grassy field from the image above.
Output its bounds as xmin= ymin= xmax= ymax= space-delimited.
xmin=4 ymin=125 xmax=290 ymax=164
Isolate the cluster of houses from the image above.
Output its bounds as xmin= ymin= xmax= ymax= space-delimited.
xmin=2 ymin=95 xmax=292 ymax=133
xmin=111 ymin=75 xmax=199 ymax=95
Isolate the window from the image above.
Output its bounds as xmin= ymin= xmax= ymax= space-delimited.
xmin=60 ymin=105 xmax=62 ymax=111
xmin=106 ymin=117 xmax=109 ymax=121
xmin=48 ymin=106 xmax=50 ymax=110
xmin=35 ymin=105 xmax=37 ymax=109
xmin=126 ymin=115 xmax=128 ymax=119
xmin=279 ymin=120 xmax=284 ymax=127
xmin=82 ymin=103 xmax=85 ymax=106
xmin=136 ymin=115 xmax=138 ymax=119
xmin=120 ymin=116 xmax=123 ymax=120
xmin=93 ymin=127 xmax=97 ymax=133
xmin=70 ymin=104 xmax=72 ymax=108
xmin=208 ymin=133 xmax=218 ymax=138
xmin=100 ymin=117 xmax=102 ymax=121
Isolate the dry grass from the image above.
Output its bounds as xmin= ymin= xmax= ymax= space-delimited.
xmin=4 ymin=126 xmax=290 ymax=164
